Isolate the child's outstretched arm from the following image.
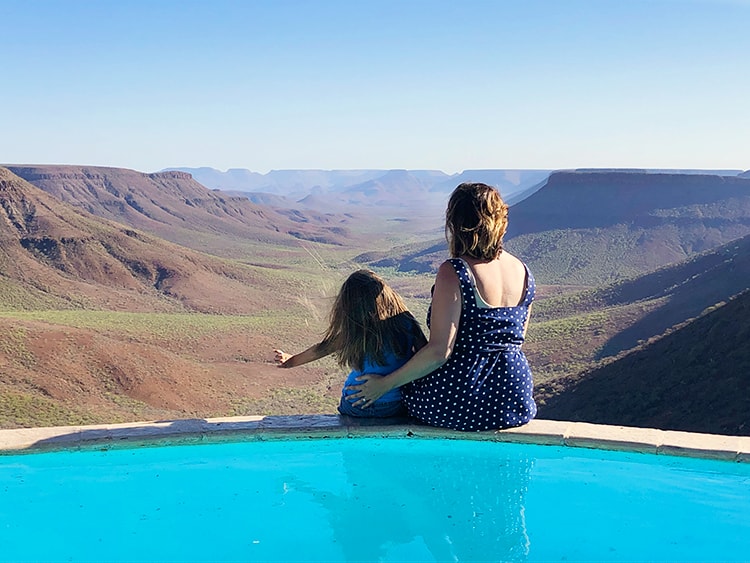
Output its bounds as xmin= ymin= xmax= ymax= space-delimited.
xmin=274 ymin=341 xmax=332 ymax=368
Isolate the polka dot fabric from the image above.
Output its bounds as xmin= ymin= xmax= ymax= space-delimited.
xmin=403 ymin=258 xmax=537 ymax=431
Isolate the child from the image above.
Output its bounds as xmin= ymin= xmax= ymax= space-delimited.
xmin=274 ymin=269 xmax=427 ymax=417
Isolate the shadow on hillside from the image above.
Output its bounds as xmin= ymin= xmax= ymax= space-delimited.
xmin=599 ymin=279 xmax=750 ymax=360
xmin=598 ymin=299 xmax=703 ymax=359
xmin=540 ymin=291 xmax=750 ymax=436
xmin=598 ymin=236 xmax=750 ymax=359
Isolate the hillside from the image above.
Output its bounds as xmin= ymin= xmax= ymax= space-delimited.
xmin=526 ymin=231 xmax=750 ymax=437
xmin=536 ymin=290 xmax=750 ymax=436
xmin=531 ymin=233 xmax=750 ymax=359
xmin=7 ymin=165 xmax=353 ymax=259
xmin=0 ymin=309 xmax=342 ymax=428
xmin=339 ymin=169 xmax=431 ymax=204
xmin=0 ymin=167 xmax=303 ymax=314
xmin=287 ymin=170 xmax=447 ymax=225
xmin=507 ymin=170 xmax=750 ymax=284
xmin=362 ymin=170 xmax=750 ymax=284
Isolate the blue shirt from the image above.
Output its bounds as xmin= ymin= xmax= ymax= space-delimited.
xmin=342 ymin=343 xmax=414 ymax=404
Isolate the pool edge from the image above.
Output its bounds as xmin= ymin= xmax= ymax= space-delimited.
xmin=1 ymin=416 xmax=748 ymax=462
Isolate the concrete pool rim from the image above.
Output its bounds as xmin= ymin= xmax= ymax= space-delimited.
xmin=0 ymin=416 xmax=748 ymax=463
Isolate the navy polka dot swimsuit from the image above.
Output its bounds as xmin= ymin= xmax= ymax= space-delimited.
xmin=403 ymin=258 xmax=537 ymax=431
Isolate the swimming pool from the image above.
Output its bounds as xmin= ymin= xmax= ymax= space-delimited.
xmin=1 ymin=436 xmax=748 ymax=562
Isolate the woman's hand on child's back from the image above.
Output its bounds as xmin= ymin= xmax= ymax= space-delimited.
xmin=346 ymin=374 xmax=389 ymax=408
xmin=274 ymin=349 xmax=292 ymax=367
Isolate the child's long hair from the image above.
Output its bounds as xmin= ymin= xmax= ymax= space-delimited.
xmin=318 ymin=270 xmax=427 ymax=371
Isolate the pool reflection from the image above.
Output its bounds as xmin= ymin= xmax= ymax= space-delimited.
xmin=286 ymin=441 xmax=532 ymax=562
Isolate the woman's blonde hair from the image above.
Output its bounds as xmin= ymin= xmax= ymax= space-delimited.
xmin=318 ymin=269 xmax=427 ymax=371
xmin=445 ymin=182 xmax=508 ymax=260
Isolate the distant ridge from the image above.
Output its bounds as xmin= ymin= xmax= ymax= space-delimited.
xmin=168 ymin=167 xmax=745 ymax=206
xmin=572 ymin=168 xmax=743 ymax=175
xmin=337 ymin=169 xmax=431 ymax=205
xmin=427 ymin=169 xmax=552 ymax=197
xmin=166 ymin=167 xmax=552 ymax=209
xmin=166 ymin=167 xmax=397 ymax=197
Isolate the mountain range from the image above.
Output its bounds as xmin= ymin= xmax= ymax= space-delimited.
xmin=167 ymin=166 xmax=553 ymax=208
xmin=5 ymin=165 xmax=355 ymax=260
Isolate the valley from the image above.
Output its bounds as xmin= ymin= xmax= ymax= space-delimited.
xmin=0 ymin=165 xmax=748 ymax=435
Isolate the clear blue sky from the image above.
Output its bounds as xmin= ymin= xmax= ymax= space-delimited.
xmin=1 ymin=0 xmax=748 ymax=173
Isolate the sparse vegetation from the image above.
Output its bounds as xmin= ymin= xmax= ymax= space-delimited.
xmin=231 ymin=386 xmax=339 ymax=417
xmin=0 ymin=277 xmax=83 ymax=310
xmin=0 ymin=326 xmax=35 ymax=368
xmin=0 ymin=390 xmax=102 ymax=428
xmin=0 ymin=310 xmax=282 ymax=341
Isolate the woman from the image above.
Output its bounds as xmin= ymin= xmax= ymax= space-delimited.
xmin=346 ymin=182 xmax=536 ymax=431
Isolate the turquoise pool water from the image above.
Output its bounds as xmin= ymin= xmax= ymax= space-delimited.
xmin=1 ymin=438 xmax=748 ymax=562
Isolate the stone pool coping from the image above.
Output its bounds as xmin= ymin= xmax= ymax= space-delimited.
xmin=0 ymin=416 xmax=748 ymax=462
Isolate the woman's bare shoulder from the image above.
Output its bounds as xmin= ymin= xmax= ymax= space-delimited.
xmin=436 ymin=259 xmax=460 ymax=282
xmin=500 ymin=251 xmax=526 ymax=272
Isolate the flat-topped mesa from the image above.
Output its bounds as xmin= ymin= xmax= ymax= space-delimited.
xmin=546 ymin=168 xmax=750 ymax=190
xmin=5 ymin=166 xmax=193 ymax=183
xmin=506 ymin=169 xmax=750 ymax=235
xmin=1 ymin=168 xmax=108 ymax=182
xmin=363 ymin=168 xmax=750 ymax=285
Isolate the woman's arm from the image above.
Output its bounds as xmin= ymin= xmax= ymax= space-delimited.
xmin=274 ymin=341 xmax=333 ymax=368
xmin=346 ymin=261 xmax=462 ymax=406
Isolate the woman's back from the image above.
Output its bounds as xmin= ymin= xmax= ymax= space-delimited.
xmin=405 ymin=257 xmax=536 ymax=431
xmin=461 ymin=251 xmax=528 ymax=309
